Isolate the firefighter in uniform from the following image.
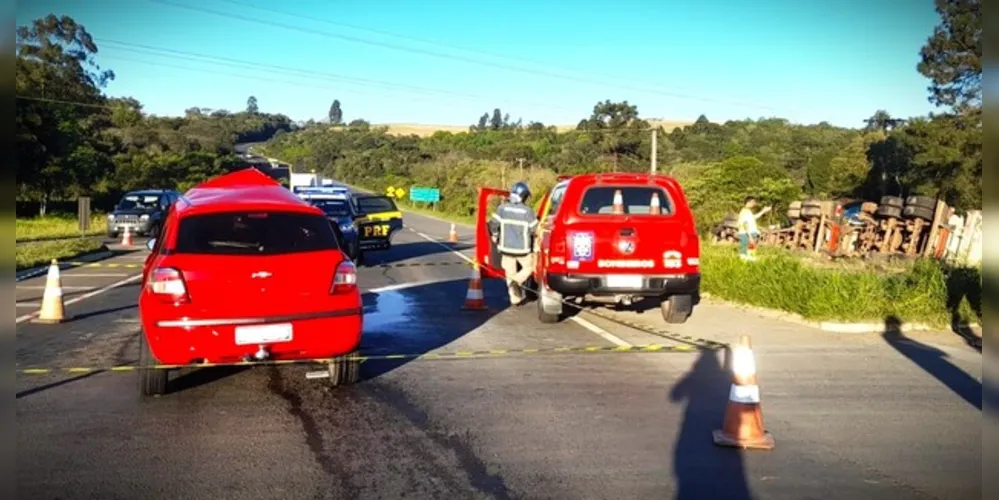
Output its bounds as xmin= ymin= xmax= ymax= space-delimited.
xmin=488 ymin=182 xmax=538 ymax=306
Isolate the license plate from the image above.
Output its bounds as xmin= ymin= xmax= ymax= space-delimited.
xmin=234 ymin=323 xmax=293 ymax=345
xmin=605 ymin=274 xmax=643 ymax=289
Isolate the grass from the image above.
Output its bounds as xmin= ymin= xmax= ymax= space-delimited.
xmin=16 ymin=213 xmax=108 ymax=242
xmin=15 ymin=237 xmax=107 ymax=270
xmin=699 ymin=243 xmax=981 ymax=328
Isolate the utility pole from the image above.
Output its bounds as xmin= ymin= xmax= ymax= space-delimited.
xmin=517 ymin=158 xmax=525 ymax=179
xmin=651 ymin=128 xmax=658 ymax=174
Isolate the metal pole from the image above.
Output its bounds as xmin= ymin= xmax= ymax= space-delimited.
xmin=651 ymin=129 xmax=658 ymax=174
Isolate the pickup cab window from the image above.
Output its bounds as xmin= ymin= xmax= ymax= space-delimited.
xmin=578 ymin=186 xmax=673 ymax=215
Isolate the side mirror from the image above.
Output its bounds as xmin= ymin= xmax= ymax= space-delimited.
xmin=146 ymin=238 xmax=157 ymax=251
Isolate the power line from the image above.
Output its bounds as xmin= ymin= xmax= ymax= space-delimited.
xmin=147 ymin=0 xmax=785 ymax=113
xmin=218 ymin=0 xmax=695 ymax=100
xmin=94 ymin=39 xmax=581 ymax=114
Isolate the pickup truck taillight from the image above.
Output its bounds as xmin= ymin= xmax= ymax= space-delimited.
xmin=147 ymin=267 xmax=190 ymax=304
xmin=331 ymin=260 xmax=357 ymax=294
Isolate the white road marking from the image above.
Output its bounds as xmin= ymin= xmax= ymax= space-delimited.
xmin=16 ymin=302 xmax=40 ymax=307
xmin=568 ymin=315 xmax=632 ymax=347
xmin=16 ymin=285 xmax=97 ymax=290
xmin=408 ymin=227 xmax=633 ymax=347
xmin=60 ymin=273 xmax=130 ymax=278
xmin=15 ymin=274 xmax=143 ymax=324
xmin=365 ymin=280 xmax=441 ymax=294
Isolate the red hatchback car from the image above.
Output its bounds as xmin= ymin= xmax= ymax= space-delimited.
xmin=138 ymin=168 xmax=363 ymax=396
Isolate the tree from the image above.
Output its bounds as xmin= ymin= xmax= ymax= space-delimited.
xmin=246 ymin=95 xmax=258 ymax=114
xmin=863 ymin=110 xmax=905 ymax=133
xmin=328 ymin=100 xmax=343 ymax=125
xmin=917 ymin=0 xmax=981 ymax=118
xmin=16 ymin=14 xmax=115 ymax=215
xmin=489 ymin=108 xmax=503 ymax=130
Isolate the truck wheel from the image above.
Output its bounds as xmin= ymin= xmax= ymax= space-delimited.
xmin=536 ymin=288 xmax=562 ymax=324
xmin=139 ymin=334 xmax=168 ymax=397
xmin=661 ymin=294 xmax=693 ymax=324
xmin=328 ymin=352 xmax=360 ymax=387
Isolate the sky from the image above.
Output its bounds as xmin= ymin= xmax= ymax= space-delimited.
xmin=17 ymin=0 xmax=944 ymax=128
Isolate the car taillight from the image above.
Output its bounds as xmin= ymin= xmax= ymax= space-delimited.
xmin=331 ymin=260 xmax=357 ymax=294
xmin=147 ymin=267 xmax=189 ymax=304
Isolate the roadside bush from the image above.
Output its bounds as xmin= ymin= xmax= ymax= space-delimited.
xmin=700 ymin=243 xmax=981 ymax=327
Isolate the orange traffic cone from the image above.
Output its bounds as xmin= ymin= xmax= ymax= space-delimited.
xmin=33 ymin=259 xmax=67 ymax=324
xmin=713 ymin=335 xmax=775 ymax=450
xmin=448 ymin=223 xmax=458 ymax=243
xmin=121 ymin=225 xmax=133 ymax=246
xmin=461 ymin=264 xmax=488 ymax=310
xmin=612 ymin=189 xmax=624 ymax=214
xmin=650 ymin=193 xmax=662 ymax=215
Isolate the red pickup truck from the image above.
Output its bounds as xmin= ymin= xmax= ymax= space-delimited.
xmin=475 ymin=173 xmax=701 ymax=324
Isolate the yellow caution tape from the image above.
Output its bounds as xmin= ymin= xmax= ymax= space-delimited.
xmin=15 ymin=343 xmax=711 ymax=375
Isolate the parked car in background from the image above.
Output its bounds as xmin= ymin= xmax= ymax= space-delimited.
xmin=107 ymin=189 xmax=182 ymax=238
xmin=138 ymin=168 xmax=362 ymax=396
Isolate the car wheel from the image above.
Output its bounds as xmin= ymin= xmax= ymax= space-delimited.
xmin=139 ymin=334 xmax=168 ymax=397
xmin=328 ymin=351 xmax=361 ymax=387
xmin=536 ymin=288 xmax=561 ymax=324
xmin=107 ymin=231 xmax=118 ymax=239
xmin=661 ymin=294 xmax=693 ymax=324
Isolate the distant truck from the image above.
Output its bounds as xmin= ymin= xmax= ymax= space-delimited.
xmin=289 ymin=172 xmax=321 ymax=192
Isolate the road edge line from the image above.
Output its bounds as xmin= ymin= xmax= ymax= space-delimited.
xmin=15 ymin=273 xmax=143 ymax=324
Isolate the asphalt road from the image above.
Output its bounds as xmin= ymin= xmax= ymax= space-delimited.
xmin=15 ymin=196 xmax=982 ymax=499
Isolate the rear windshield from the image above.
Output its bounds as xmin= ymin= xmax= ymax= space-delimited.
xmin=310 ymin=199 xmax=352 ymax=217
xmin=578 ymin=186 xmax=674 ymax=215
xmin=175 ymin=211 xmax=339 ymax=255
xmin=118 ymin=194 xmax=162 ymax=211
xmin=356 ymin=196 xmax=397 ymax=214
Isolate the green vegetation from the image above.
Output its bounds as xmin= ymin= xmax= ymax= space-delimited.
xmin=16 ymin=238 xmax=107 ymax=271
xmin=16 ymin=214 xmax=108 ymax=242
xmin=15 ymin=3 xmax=982 ymax=326
xmin=16 ymin=14 xmax=295 ymax=216
xmin=261 ymin=0 xmax=981 ymax=233
xmin=699 ymin=244 xmax=981 ymax=327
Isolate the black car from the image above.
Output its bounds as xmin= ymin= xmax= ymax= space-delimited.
xmin=107 ymin=189 xmax=182 ymax=238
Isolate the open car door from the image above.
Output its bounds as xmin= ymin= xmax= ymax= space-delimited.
xmin=475 ymin=187 xmax=510 ymax=279
xmin=353 ymin=194 xmax=404 ymax=250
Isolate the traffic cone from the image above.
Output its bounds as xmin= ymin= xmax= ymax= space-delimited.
xmin=650 ymin=193 xmax=662 ymax=215
xmin=713 ymin=335 xmax=775 ymax=450
xmin=612 ymin=189 xmax=624 ymax=214
xmin=461 ymin=264 xmax=488 ymax=310
xmin=448 ymin=223 xmax=458 ymax=243
xmin=33 ymin=259 xmax=67 ymax=324
xmin=121 ymin=225 xmax=133 ymax=246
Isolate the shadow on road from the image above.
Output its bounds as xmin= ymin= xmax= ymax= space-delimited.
xmin=358 ymin=277 xmax=508 ymax=381
xmin=669 ymin=347 xmax=753 ymax=500
xmin=359 ymin=241 xmax=473 ymax=267
xmin=945 ymin=267 xmax=983 ymax=351
xmin=16 ymin=370 xmax=106 ymax=399
xmin=882 ymin=315 xmax=981 ymax=410
xmin=71 ymin=303 xmax=137 ymax=322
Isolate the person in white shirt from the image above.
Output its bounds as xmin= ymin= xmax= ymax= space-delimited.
xmin=737 ymin=196 xmax=771 ymax=260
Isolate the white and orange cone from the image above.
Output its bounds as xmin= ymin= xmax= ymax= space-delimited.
xmin=33 ymin=259 xmax=67 ymax=324
xmin=448 ymin=223 xmax=458 ymax=243
xmin=713 ymin=335 xmax=775 ymax=450
xmin=461 ymin=265 xmax=487 ymax=310
xmin=650 ymin=193 xmax=662 ymax=215
xmin=121 ymin=225 xmax=133 ymax=246
xmin=612 ymin=189 xmax=624 ymax=214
